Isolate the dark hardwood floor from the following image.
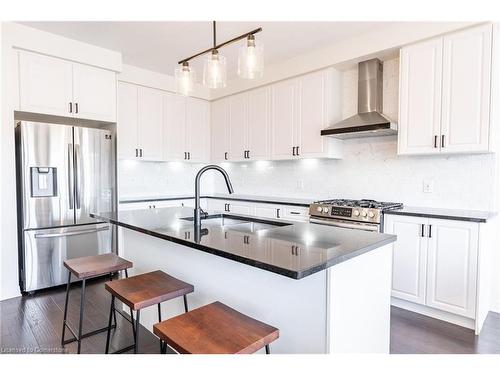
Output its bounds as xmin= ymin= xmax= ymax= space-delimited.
xmin=1 ymin=277 xmax=500 ymax=354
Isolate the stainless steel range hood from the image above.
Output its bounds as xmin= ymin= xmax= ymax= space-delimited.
xmin=321 ymin=58 xmax=397 ymax=139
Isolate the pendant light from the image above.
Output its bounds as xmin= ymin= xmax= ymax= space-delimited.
xmin=203 ymin=22 xmax=227 ymax=89
xmin=175 ymin=61 xmax=196 ymax=96
xmin=177 ymin=22 xmax=263 ymax=94
xmin=238 ymin=34 xmax=264 ymax=79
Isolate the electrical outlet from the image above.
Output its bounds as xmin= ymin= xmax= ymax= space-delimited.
xmin=423 ymin=180 xmax=434 ymax=193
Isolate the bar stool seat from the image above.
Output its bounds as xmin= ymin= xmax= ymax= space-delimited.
xmin=61 ymin=253 xmax=133 ymax=354
xmin=104 ymin=270 xmax=194 ymax=354
xmin=64 ymin=253 xmax=133 ymax=279
xmin=153 ymin=301 xmax=279 ymax=354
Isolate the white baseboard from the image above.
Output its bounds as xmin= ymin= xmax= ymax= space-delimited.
xmin=391 ymin=297 xmax=475 ymax=331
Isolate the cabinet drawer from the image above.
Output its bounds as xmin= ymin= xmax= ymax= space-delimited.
xmin=282 ymin=206 xmax=309 ymax=222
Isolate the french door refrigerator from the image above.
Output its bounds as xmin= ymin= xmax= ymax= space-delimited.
xmin=15 ymin=121 xmax=116 ymax=292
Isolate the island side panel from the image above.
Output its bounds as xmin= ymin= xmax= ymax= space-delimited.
xmin=121 ymin=228 xmax=329 ymax=354
xmin=327 ymin=244 xmax=393 ymax=353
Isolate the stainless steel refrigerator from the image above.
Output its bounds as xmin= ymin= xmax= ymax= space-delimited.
xmin=15 ymin=121 xmax=116 ymax=292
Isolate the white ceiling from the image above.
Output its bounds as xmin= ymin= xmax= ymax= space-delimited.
xmin=20 ymin=21 xmax=400 ymax=78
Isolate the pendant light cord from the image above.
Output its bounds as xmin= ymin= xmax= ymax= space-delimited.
xmin=213 ymin=21 xmax=216 ymax=50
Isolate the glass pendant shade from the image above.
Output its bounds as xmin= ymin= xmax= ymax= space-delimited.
xmin=175 ymin=62 xmax=196 ymax=96
xmin=203 ymin=50 xmax=227 ymax=89
xmin=238 ymin=35 xmax=264 ymax=79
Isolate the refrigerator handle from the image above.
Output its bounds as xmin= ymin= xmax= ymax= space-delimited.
xmin=34 ymin=226 xmax=110 ymax=239
xmin=67 ymin=144 xmax=74 ymax=210
xmin=75 ymin=144 xmax=81 ymax=209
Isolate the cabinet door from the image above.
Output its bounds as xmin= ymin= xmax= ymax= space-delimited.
xmin=254 ymin=204 xmax=281 ymax=219
xmin=298 ymin=70 xmax=329 ymax=157
xmin=211 ymin=99 xmax=230 ymax=162
xmin=72 ymin=63 xmax=117 ymax=122
xmin=426 ymin=219 xmax=479 ymax=318
xmin=247 ymin=87 xmax=271 ymax=160
xmin=229 ymin=93 xmax=248 ymax=161
xmin=441 ymin=24 xmax=492 ymax=153
xmin=228 ymin=202 xmax=254 ymax=215
xmin=282 ymin=206 xmax=309 ymax=222
xmin=272 ymin=79 xmax=299 ymax=159
xmin=117 ymin=82 xmax=138 ymax=159
xmin=207 ymin=199 xmax=227 ymax=212
xmin=164 ymin=93 xmax=187 ymax=161
xmin=137 ymin=86 xmax=164 ymax=161
xmin=19 ymin=51 xmax=73 ymax=117
xmin=384 ymin=215 xmax=428 ymax=305
xmin=398 ymin=37 xmax=443 ymax=155
xmin=186 ymin=98 xmax=210 ymax=162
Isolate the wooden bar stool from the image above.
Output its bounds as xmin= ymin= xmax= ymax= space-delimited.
xmin=153 ymin=301 xmax=279 ymax=354
xmin=104 ymin=270 xmax=194 ymax=354
xmin=61 ymin=253 xmax=133 ymax=354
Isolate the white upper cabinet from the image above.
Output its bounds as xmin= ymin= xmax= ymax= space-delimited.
xmin=229 ymin=93 xmax=248 ymax=161
xmin=19 ymin=51 xmax=73 ymax=117
xmin=72 ymin=63 xmax=117 ymax=122
xmin=247 ymin=86 xmax=271 ymax=160
xmin=398 ymin=37 xmax=443 ymax=155
xmin=426 ymin=219 xmax=479 ymax=318
xmin=441 ymin=24 xmax=492 ymax=153
xmin=398 ymin=24 xmax=494 ymax=155
xmin=271 ymin=69 xmax=342 ymax=160
xmin=164 ymin=93 xmax=187 ymax=161
xmin=211 ymin=98 xmax=230 ymax=162
xmin=186 ymin=98 xmax=210 ymax=162
xmin=271 ymin=78 xmax=299 ymax=159
xmin=137 ymin=86 xmax=164 ymax=161
xmin=385 ymin=215 xmax=428 ymax=305
xmin=117 ymin=82 xmax=138 ymax=159
xmin=19 ymin=51 xmax=117 ymax=122
xmin=117 ymin=82 xmax=164 ymax=161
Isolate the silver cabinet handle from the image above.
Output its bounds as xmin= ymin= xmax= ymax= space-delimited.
xmin=135 ymin=149 xmax=138 ymax=157
xmin=441 ymin=135 xmax=445 ymax=148
xmin=434 ymin=135 xmax=438 ymax=148
xmin=34 ymin=226 xmax=109 ymax=239
xmin=75 ymin=102 xmax=79 ymax=114
xmin=428 ymin=224 xmax=432 ymax=238
xmin=290 ymin=211 xmax=301 ymax=215
xmin=224 ymin=152 xmax=228 ymax=160
xmin=421 ymin=224 xmax=425 ymax=237
xmin=292 ymin=146 xmax=296 ymax=156
xmin=69 ymin=102 xmax=73 ymax=113
xmin=296 ymin=146 xmax=300 ymax=156
xmin=277 ymin=208 xmax=280 ymax=218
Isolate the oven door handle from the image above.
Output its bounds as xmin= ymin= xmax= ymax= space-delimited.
xmin=309 ymin=217 xmax=380 ymax=232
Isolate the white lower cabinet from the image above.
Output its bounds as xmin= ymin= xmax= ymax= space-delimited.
xmin=385 ymin=215 xmax=479 ymax=319
xmin=254 ymin=204 xmax=282 ymax=219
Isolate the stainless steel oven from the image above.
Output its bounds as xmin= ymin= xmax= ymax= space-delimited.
xmin=309 ymin=199 xmax=403 ymax=233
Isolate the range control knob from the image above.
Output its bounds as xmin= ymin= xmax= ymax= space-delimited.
xmin=353 ymin=209 xmax=360 ymax=217
xmin=322 ymin=207 xmax=329 ymax=213
xmin=361 ymin=210 xmax=368 ymax=217
xmin=316 ymin=206 xmax=323 ymax=213
xmin=368 ymin=211 xmax=375 ymax=218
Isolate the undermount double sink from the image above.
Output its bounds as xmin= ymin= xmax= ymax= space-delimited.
xmin=180 ymin=214 xmax=292 ymax=234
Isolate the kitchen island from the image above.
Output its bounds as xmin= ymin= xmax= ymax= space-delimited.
xmin=91 ymin=206 xmax=396 ymax=353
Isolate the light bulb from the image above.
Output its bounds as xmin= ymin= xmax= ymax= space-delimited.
xmin=175 ymin=62 xmax=195 ymax=96
xmin=238 ymin=35 xmax=264 ymax=79
xmin=203 ymin=49 xmax=227 ymax=89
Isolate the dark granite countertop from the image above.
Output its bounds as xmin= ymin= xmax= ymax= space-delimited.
xmin=91 ymin=207 xmax=396 ymax=280
xmin=119 ymin=194 xmax=312 ymax=207
xmin=385 ymin=206 xmax=496 ymax=223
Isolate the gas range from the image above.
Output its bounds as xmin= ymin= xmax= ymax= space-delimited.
xmin=309 ymin=199 xmax=403 ymax=232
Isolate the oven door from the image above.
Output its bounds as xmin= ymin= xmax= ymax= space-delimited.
xmin=310 ymin=217 xmax=380 ymax=232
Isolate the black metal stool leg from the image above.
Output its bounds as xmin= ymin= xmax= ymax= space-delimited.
xmin=77 ymin=278 xmax=87 ymax=354
xmin=183 ymin=294 xmax=189 ymax=313
xmin=109 ymin=273 xmax=117 ymax=326
xmin=105 ymin=295 xmax=115 ymax=354
xmin=265 ymin=345 xmax=270 ymax=354
xmin=157 ymin=303 xmax=163 ymax=353
xmin=133 ymin=310 xmax=141 ymax=354
xmin=61 ymin=272 xmax=72 ymax=346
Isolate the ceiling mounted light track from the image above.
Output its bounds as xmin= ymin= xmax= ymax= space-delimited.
xmin=175 ymin=21 xmax=263 ymax=95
